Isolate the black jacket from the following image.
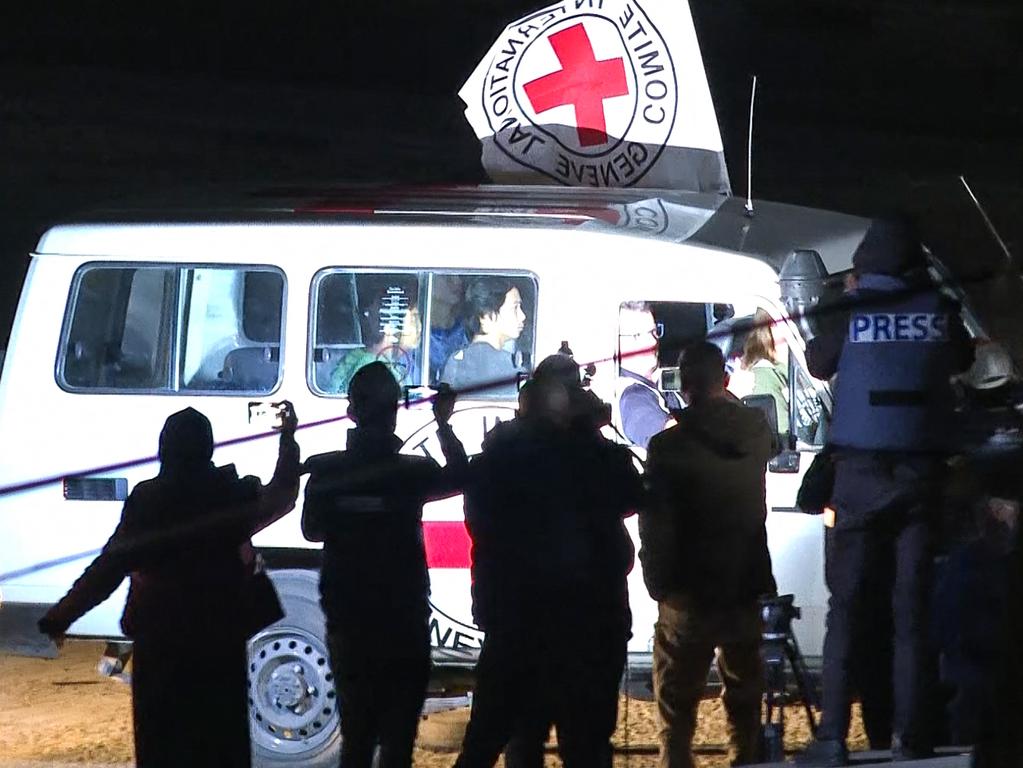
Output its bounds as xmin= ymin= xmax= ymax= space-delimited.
xmin=465 ymin=416 xmax=642 ymax=633
xmin=41 ymin=442 xmax=300 ymax=640
xmin=302 ymin=424 xmax=467 ymax=645
xmin=640 ymin=397 xmax=778 ymax=608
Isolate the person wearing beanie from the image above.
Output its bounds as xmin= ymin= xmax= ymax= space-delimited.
xmin=39 ymin=405 xmax=302 ymax=767
xmin=797 ymin=216 xmax=975 ymax=766
xmin=302 ymin=363 xmax=468 ymax=768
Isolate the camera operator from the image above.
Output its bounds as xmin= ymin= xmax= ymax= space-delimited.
xmin=454 ymin=353 xmax=643 ymax=768
xmin=639 ymin=341 xmax=779 ymax=768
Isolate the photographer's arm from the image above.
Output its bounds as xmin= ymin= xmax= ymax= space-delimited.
xmin=251 ymin=402 xmax=301 ymax=535
xmin=428 ymin=385 xmax=470 ymax=500
xmin=38 ymin=504 xmax=137 ymax=638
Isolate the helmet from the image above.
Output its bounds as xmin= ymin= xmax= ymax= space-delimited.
xmin=964 ymin=342 xmax=1014 ymax=391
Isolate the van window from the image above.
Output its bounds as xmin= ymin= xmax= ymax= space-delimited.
xmin=429 ymin=273 xmax=536 ymax=399
xmin=58 ymin=265 xmax=285 ymax=394
xmin=311 ymin=271 xmax=425 ymax=395
xmin=616 ymin=299 xmax=819 ymax=448
xmin=179 ymin=268 xmax=285 ymax=392
xmin=617 ymin=299 xmax=824 ymax=446
xmin=792 ymin=362 xmax=824 ymax=445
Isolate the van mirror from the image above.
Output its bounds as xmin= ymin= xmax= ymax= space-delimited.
xmin=742 ymin=393 xmax=779 ymax=435
xmin=742 ymin=393 xmax=800 ymax=473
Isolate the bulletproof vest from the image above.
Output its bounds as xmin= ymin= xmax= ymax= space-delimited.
xmin=829 ymin=274 xmax=958 ymax=452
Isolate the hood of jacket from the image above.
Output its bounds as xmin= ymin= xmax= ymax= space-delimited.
xmin=674 ymin=396 xmax=772 ymax=459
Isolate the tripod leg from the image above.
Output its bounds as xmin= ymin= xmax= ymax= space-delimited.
xmin=786 ymin=638 xmax=819 ymax=735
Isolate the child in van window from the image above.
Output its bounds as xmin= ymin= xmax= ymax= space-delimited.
xmin=330 ymin=290 xmax=421 ymax=394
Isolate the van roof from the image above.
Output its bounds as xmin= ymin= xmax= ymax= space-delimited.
xmin=37 ymin=185 xmax=870 ymax=275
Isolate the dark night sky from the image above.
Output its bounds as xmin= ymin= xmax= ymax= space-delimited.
xmin=2 ymin=0 xmax=1021 ymax=348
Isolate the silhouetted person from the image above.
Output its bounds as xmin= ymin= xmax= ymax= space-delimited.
xmin=38 ymin=405 xmax=301 ymax=768
xmin=639 ymin=342 xmax=777 ymax=768
xmin=454 ymin=353 xmax=642 ymax=768
xmin=302 ymin=362 xmax=468 ymax=768
xmin=797 ymin=216 xmax=974 ymax=766
xmin=972 ymin=485 xmax=1023 ymax=768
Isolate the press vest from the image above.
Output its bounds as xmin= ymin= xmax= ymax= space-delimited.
xmin=829 ymin=274 xmax=958 ymax=452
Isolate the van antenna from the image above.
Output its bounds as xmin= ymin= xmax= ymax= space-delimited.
xmin=745 ymin=75 xmax=758 ymax=217
xmin=959 ymin=175 xmax=1013 ymax=264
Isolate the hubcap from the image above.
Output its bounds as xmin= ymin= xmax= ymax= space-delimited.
xmin=248 ymin=627 xmax=338 ymax=756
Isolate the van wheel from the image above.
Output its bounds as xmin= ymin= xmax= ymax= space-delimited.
xmin=248 ymin=570 xmax=340 ymax=768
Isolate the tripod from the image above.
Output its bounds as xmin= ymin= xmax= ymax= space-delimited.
xmin=759 ymin=595 xmax=818 ymax=763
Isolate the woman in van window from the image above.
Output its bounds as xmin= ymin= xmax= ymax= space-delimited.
xmin=330 ymin=286 xmax=421 ymax=394
xmin=441 ymin=277 xmax=527 ymax=398
xmin=38 ymin=405 xmax=301 ymax=768
xmin=738 ymin=308 xmax=790 ymax=434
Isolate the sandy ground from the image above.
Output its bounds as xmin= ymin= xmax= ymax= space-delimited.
xmin=0 ymin=641 xmax=868 ymax=767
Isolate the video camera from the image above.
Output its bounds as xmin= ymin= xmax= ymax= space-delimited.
xmin=559 ymin=341 xmax=612 ymax=431
xmin=759 ymin=593 xmax=801 ymax=642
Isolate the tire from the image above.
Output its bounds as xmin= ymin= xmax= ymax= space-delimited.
xmin=248 ymin=569 xmax=340 ymax=768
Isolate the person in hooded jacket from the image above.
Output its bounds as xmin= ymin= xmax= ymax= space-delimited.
xmin=38 ymin=404 xmax=302 ymax=768
xmin=454 ymin=354 xmax=642 ymax=768
xmin=796 ymin=216 xmax=975 ymax=767
xmin=640 ymin=341 xmax=778 ymax=768
xmin=302 ymin=362 xmax=468 ymax=768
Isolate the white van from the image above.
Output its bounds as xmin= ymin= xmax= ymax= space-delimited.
xmin=0 ymin=185 xmax=869 ymax=765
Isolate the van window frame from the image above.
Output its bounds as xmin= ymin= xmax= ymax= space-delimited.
xmin=55 ymin=260 xmax=288 ymax=396
xmin=307 ymin=266 xmax=540 ymax=399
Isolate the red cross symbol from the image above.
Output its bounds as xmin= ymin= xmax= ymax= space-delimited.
xmin=423 ymin=520 xmax=472 ymax=568
xmin=523 ymin=23 xmax=629 ymax=147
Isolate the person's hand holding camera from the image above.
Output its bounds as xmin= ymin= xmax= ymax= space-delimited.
xmin=274 ymin=400 xmax=300 ymax=472
xmin=432 ymin=384 xmax=456 ymax=427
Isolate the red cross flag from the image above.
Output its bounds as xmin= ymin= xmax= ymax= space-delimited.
xmin=460 ymin=0 xmax=730 ymax=193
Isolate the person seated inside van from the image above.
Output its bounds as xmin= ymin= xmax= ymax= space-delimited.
xmin=441 ymin=278 xmax=526 ymax=398
xmin=729 ymin=308 xmax=789 ymax=434
xmin=329 ymin=287 xmax=421 ymax=394
xmin=429 ymin=274 xmax=469 ymax=384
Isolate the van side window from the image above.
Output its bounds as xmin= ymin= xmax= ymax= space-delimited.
xmin=429 ymin=273 xmax=536 ymax=399
xmin=614 ymin=299 xmax=822 ymax=448
xmin=62 ymin=267 xmax=176 ymax=390
xmin=310 ymin=271 xmax=424 ymax=395
xmin=791 ymin=363 xmax=824 ymax=446
xmin=58 ymin=265 xmax=285 ymax=394
xmin=179 ymin=268 xmax=284 ymax=392
xmin=714 ymin=305 xmax=823 ymax=445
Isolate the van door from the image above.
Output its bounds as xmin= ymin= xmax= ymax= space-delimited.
xmin=613 ymin=297 xmax=827 ymax=657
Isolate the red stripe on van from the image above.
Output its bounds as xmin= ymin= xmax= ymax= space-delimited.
xmin=294 ymin=202 xmax=376 ymax=215
xmin=423 ymin=521 xmax=472 ymax=569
